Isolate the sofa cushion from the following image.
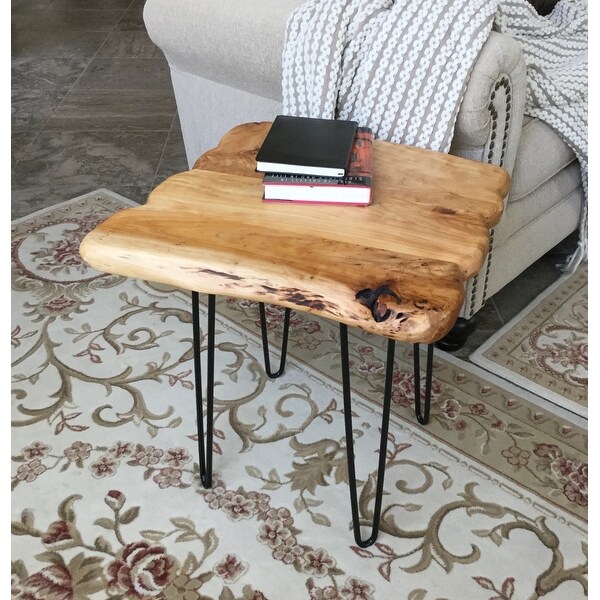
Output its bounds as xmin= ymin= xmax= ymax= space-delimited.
xmin=508 ymin=116 xmax=576 ymax=202
xmin=486 ymin=185 xmax=582 ymax=298
xmin=496 ymin=161 xmax=581 ymax=246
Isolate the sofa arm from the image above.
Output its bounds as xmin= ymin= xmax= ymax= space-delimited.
xmin=144 ymin=0 xmax=303 ymax=101
xmin=450 ymin=31 xmax=527 ymax=176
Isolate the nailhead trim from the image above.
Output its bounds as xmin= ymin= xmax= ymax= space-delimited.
xmin=481 ymin=228 xmax=495 ymax=304
xmin=466 ymin=274 xmax=479 ymax=318
xmin=469 ymin=75 xmax=512 ymax=315
xmin=480 ymin=76 xmax=511 ymax=307
xmin=486 ymin=75 xmax=511 ymax=169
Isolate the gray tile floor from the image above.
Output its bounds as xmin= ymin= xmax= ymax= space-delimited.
xmin=11 ymin=0 xmax=188 ymax=219
xmin=11 ymin=0 xmax=578 ymax=360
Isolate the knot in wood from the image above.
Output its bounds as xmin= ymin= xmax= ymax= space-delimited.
xmin=356 ymin=286 xmax=403 ymax=323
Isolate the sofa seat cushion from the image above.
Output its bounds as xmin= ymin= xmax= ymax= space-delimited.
xmin=144 ymin=0 xmax=302 ymax=101
xmin=495 ymin=160 xmax=581 ymax=246
xmin=508 ymin=116 xmax=576 ymax=201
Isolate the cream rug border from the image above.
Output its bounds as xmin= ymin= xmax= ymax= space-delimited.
xmin=470 ymin=269 xmax=587 ymax=419
xmin=10 ymin=188 xmax=139 ymax=225
xmin=442 ymin=350 xmax=587 ymax=430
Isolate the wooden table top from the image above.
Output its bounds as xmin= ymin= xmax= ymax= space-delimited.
xmin=80 ymin=122 xmax=509 ymax=344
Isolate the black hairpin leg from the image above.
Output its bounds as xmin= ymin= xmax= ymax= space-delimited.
xmin=413 ymin=343 xmax=434 ymax=425
xmin=192 ymin=291 xmax=215 ymax=488
xmin=259 ymin=303 xmax=291 ymax=378
xmin=340 ymin=323 xmax=395 ymax=548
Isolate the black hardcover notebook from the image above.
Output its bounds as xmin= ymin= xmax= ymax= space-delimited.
xmin=255 ymin=115 xmax=358 ymax=177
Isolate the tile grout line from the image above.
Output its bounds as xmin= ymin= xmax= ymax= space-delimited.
xmin=489 ymin=298 xmax=506 ymax=326
xmin=11 ymin=6 xmax=130 ymax=168
xmin=50 ymin=1 xmax=131 ymax=109
xmin=11 ymin=1 xmax=169 ymax=211
xmin=12 ymin=1 xmax=150 ymax=169
xmin=150 ymin=111 xmax=179 ymax=191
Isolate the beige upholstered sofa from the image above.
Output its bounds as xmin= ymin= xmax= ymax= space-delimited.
xmin=143 ymin=0 xmax=583 ymax=347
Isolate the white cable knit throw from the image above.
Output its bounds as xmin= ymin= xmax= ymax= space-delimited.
xmin=495 ymin=0 xmax=588 ymax=269
xmin=282 ymin=0 xmax=588 ymax=266
xmin=282 ymin=0 xmax=498 ymax=153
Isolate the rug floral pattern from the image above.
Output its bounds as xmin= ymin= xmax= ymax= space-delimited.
xmin=11 ymin=192 xmax=588 ymax=599
xmin=471 ymin=266 xmax=588 ymax=412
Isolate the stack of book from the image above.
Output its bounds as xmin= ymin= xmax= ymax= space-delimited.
xmin=255 ymin=115 xmax=374 ymax=206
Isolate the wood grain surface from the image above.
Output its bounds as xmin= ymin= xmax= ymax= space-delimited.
xmin=194 ymin=122 xmax=509 ymax=229
xmin=81 ymin=122 xmax=509 ymax=343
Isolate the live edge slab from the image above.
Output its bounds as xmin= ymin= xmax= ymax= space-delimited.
xmin=80 ymin=122 xmax=509 ymax=345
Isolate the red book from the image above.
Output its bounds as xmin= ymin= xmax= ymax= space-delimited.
xmin=262 ymin=127 xmax=373 ymax=206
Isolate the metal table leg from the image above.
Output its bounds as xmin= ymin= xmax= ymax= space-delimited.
xmin=340 ymin=328 xmax=435 ymax=546
xmin=259 ymin=303 xmax=291 ymax=379
xmin=340 ymin=323 xmax=396 ymax=548
xmin=191 ymin=296 xmax=435 ymax=547
xmin=192 ymin=292 xmax=215 ymax=489
xmin=413 ymin=343 xmax=434 ymax=425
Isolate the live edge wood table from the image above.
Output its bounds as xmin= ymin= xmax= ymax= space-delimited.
xmin=80 ymin=122 xmax=509 ymax=548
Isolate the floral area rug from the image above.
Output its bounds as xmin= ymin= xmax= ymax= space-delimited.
xmin=11 ymin=191 xmax=588 ymax=600
xmin=470 ymin=266 xmax=588 ymax=419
